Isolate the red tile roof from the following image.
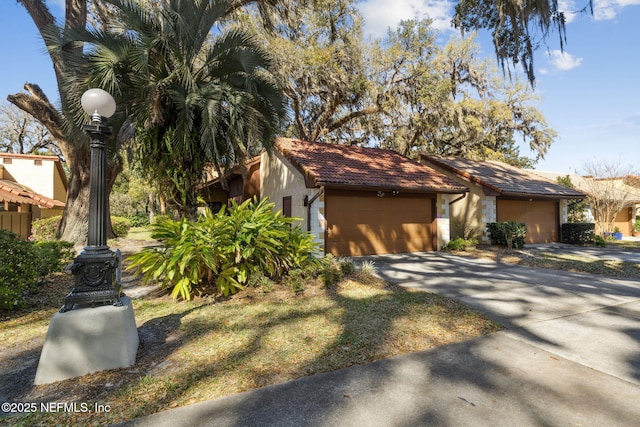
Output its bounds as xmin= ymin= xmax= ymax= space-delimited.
xmin=0 ymin=180 xmax=65 ymax=208
xmin=422 ymin=156 xmax=586 ymax=199
xmin=276 ymin=138 xmax=467 ymax=193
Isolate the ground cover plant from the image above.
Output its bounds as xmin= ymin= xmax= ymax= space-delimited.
xmin=0 ymin=253 xmax=501 ymax=426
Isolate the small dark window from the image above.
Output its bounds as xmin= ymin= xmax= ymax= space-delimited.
xmin=7 ymin=202 xmax=19 ymax=212
xmin=282 ymin=196 xmax=292 ymax=217
xmin=2 ymin=158 xmax=11 ymax=164
xmin=34 ymin=159 xmax=43 ymax=166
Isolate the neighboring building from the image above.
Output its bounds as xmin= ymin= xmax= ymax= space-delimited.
xmin=261 ymin=138 xmax=467 ymax=256
xmin=420 ymin=156 xmax=586 ymax=244
xmin=535 ymin=171 xmax=640 ymax=236
xmin=0 ymin=153 xmax=67 ymax=238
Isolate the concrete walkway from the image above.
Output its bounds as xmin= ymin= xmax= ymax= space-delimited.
xmin=119 ymin=251 xmax=640 ymax=427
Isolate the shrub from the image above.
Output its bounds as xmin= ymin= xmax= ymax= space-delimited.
xmin=30 ymin=216 xmax=61 ymax=241
xmin=126 ymin=198 xmax=320 ymax=300
xmin=33 ymin=241 xmax=75 ymax=277
xmin=0 ymin=230 xmax=74 ymax=310
xmin=561 ymin=223 xmax=595 ymax=244
xmin=442 ymin=237 xmax=478 ymax=251
xmin=591 ymin=234 xmax=607 ymax=247
xmin=0 ymin=230 xmax=39 ymax=309
xmin=128 ymin=212 xmax=150 ymax=227
xmin=487 ymin=221 xmax=526 ymax=249
xmin=111 ymin=216 xmax=132 ymax=237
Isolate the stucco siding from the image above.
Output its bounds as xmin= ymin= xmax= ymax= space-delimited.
xmin=260 ymin=151 xmax=325 ymax=250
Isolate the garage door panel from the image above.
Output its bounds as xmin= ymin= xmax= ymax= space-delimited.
xmin=326 ymin=190 xmax=434 ymax=256
xmin=497 ymin=199 xmax=558 ymax=244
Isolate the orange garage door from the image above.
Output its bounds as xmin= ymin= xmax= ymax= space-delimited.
xmin=325 ymin=189 xmax=435 ymax=256
xmin=497 ymin=199 xmax=559 ymax=243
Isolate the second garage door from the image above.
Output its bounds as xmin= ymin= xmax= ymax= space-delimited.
xmin=497 ymin=199 xmax=559 ymax=243
xmin=325 ymin=189 xmax=435 ymax=256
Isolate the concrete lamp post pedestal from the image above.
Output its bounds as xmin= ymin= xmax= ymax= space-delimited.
xmin=35 ymin=89 xmax=139 ymax=385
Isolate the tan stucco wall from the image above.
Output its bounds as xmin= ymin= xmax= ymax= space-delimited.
xmin=260 ymin=151 xmax=325 ymax=250
xmin=429 ymin=167 xmax=487 ymax=242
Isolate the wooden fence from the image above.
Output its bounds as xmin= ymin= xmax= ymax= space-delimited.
xmin=0 ymin=212 xmax=32 ymax=239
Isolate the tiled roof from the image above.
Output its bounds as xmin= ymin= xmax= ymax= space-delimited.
xmin=0 ymin=180 xmax=65 ymax=208
xmin=422 ymin=156 xmax=586 ymax=199
xmin=276 ymin=138 xmax=467 ymax=193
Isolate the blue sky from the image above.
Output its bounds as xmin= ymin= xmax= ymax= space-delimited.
xmin=1 ymin=0 xmax=638 ymax=173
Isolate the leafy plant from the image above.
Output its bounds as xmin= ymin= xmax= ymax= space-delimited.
xmin=111 ymin=216 xmax=132 ymax=237
xmin=126 ymin=198 xmax=319 ymax=300
xmin=30 ymin=216 xmax=61 ymax=241
xmin=487 ymin=221 xmax=526 ymax=249
xmin=561 ymin=223 xmax=595 ymax=244
xmin=634 ymin=219 xmax=640 ymax=232
xmin=442 ymin=237 xmax=478 ymax=251
xmin=0 ymin=230 xmax=74 ymax=310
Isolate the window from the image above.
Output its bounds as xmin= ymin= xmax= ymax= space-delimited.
xmin=34 ymin=159 xmax=43 ymax=166
xmin=2 ymin=158 xmax=11 ymax=164
xmin=282 ymin=196 xmax=292 ymax=217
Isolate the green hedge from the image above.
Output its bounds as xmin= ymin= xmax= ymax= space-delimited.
xmin=0 ymin=229 xmax=74 ymax=310
xmin=31 ymin=215 xmax=132 ymax=240
xmin=487 ymin=221 xmax=526 ymax=249
xmin=561 ymin=223 xmax=595 ymax=244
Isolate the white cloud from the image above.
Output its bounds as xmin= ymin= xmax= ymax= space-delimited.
xmin=593 ymin=0 xmax=640 ymax=20
xmin=558 ymin=0 xmax=578 ymax=23
xmin=547 ymin=50 xmax=583 ymax=71
xmin=357 ymin=0 xmax=454 ymax=37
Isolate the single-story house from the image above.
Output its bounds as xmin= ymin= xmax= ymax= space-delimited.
xmin=264 ymin=139 xmax=470 ymax=255
xmin=0 ymin=153 xmax=67 ymax=238
xmin=534 ymin=171 xmax=640 ymax=236
xmin=201 ymin=138 xmax=468 ymax=256
xmin=420 ymin=156 xmax=586 ymax=244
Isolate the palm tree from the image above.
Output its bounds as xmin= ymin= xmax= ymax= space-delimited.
xmin=83 ymin=0 xmax=286 ymax=216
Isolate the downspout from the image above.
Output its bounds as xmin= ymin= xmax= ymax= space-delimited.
xmin=304 ymin=186 xmax=324 ymax=232
xmin=449 ymin=192 xmax=467 ymax=205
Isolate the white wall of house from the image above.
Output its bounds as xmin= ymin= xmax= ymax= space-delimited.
xmin=1 ymin=156 xmax=59 ymax=200
xmin=260 ymin=151 xmax=325 ymax=250
xmin=436 ymin=193 xmax=451 ymax=249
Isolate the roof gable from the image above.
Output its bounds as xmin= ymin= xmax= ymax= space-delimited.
xmin=276 ymin=138 xmax=467 ymax=193
xmin=422 ymin=156 xmax=585 ymax=199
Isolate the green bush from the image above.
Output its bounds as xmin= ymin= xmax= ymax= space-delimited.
xmin=591 ymin=234 xmax=607 ymax=247
xmin=561 ymin=223 xmax=595 ymax=244
xmin=111 ymin=216 xmax=132 ymax=237
xmin=126 ymin=198 xmax=320 ymax=300
xmin=30 ymin=216 xmax=61 ymax=241
xmin=33 ymin=241 xmax=75 ymax=277
xmin=0 ymin=230 xmax=74 ymax=310
xmin=487 ymin=221 xmax=526 ymax=249
xmin=442 ymin=237 xmax=478 ymax=251
xmin=0 ymin=230 xmax=39 ymax=309
xmin=128 ymin=212 xmax=150 ymax=227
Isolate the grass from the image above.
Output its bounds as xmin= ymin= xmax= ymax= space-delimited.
xmin=455 ymin=240 xmax=640 ymax=279
xmin=123 ymin=226 xmax=156 ymax=241
xmin=0 ymin=272 xmax=501 ymax=426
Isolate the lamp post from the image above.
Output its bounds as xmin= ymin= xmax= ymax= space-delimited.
xmin=61 ymin=88 xmax=121 ymax=312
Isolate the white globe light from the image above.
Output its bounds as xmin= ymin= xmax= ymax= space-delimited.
xmin=81 ymin=88 xmax=116 ymax=118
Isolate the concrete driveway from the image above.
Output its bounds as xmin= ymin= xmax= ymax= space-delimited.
xmin=367 ymin=251 xmax=640 ymax=386
xmin=122 ymin=250 xmax=640 ymax=427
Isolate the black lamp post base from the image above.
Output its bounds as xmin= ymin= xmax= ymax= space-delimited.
xmin=61 ymin=248 xmax=122 ymax=313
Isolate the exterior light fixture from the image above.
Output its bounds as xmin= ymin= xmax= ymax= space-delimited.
xmin=61 ymin=88 xmax=121 ymax=312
